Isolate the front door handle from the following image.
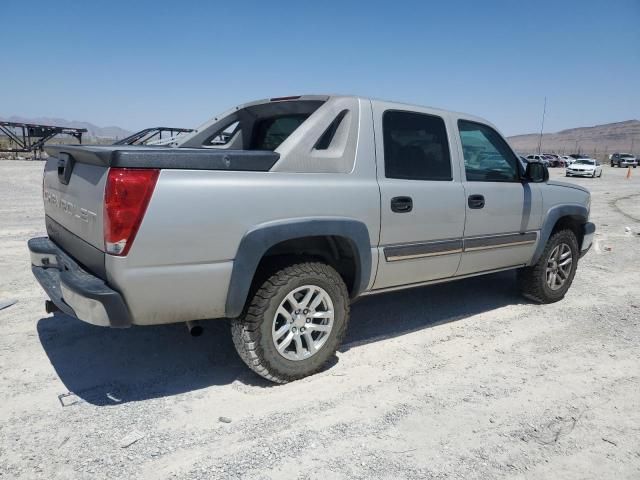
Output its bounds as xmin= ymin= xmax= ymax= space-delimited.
xmin=468 ymin=194 xmax=485 ymax=209
xmin=391 ymin=196 xmax=413 ymax=213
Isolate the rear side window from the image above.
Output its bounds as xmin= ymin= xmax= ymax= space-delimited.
xmin=251 ymin=114 xmax=310 ymax=151
xmin=383 ymin=111 xmax=452 ymax=181
xmin=458 ymin=120 xmax=520 ymax=182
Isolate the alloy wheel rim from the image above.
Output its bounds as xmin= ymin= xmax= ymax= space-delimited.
xmin=546 ymin=243 xmax=572 ymax=291
xmin=271 ymin=285 xmax=334 ymax=361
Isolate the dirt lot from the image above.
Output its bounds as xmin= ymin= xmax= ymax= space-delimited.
xmin=1 ymin=160 xmax=639 ymax=479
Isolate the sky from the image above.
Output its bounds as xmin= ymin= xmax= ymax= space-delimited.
xmin=1 ymin=0 xmax=638 ymax=136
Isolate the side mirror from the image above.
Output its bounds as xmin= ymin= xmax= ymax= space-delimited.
xmin=525 ymin=161 xmax=549 ymax=183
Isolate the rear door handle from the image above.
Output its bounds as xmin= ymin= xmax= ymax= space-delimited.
xmin=468 ymin=194 xmax=485 ymax=209
xmin=391 ymin=196 xmax=413 ymax=213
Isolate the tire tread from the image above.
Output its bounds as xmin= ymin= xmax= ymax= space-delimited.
xmin=518 ymin=229 xmax=579 ymax=304
xmin=231 ymin=262 xmax=349 ymax=383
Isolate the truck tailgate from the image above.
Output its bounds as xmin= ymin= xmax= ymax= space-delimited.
xmin=42 ymin=144 xmax=280 ymax=259
xmin=43 ymin=155 xmax=107 ymax=252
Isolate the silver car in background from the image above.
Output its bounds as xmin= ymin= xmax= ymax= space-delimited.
xmin=610 ymin=153 xmax=637 ymax=168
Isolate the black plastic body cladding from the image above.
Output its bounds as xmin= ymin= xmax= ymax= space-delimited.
xmin=530 ymin=205 xmax=588 ymax=265
xmin=45 ymin=216 xmax=106 ymax=280
xmin=226 ymin=218 xmax=371 ymax=318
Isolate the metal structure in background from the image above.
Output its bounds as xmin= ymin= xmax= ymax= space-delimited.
xmin=114 ymin=127 xmax=194 ymax=146
xmin=0 ymin=121 xmax=87 ymax=158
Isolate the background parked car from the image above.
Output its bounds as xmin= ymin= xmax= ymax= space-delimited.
xmin=610 ymin=152 xmax=637 ymax=168
xmin=566 ymin=158 xmax=603 ymax=178
xmin=543 ymin=153 xmax=564 ymax=167
xmin=561 ymin=155 xmax=575 ymax=166
xmin=526 ymin=154 xmax=550 ymax=166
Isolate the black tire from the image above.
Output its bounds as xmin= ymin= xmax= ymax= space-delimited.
xmin=517 ymin=229 xmax=579 ymax=304
xmin=231 ymin=262 xmax=350 ymax=383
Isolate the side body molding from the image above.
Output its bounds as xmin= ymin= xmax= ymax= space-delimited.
xmin=529 ymin=204 xmax=588 ymax=265
xmin=225 ymin=218 xmax=372 ymax=318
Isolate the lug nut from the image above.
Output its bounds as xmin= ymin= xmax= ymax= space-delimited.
xmin=300 ymin=327 xmax=306 ymax=333
xmin=292 ymin=327 xmax=297 ymax=333
xmin=295 ymin=309 xmax=300 ymax=314
xmin=303 ymin=309 xmax=309 ymax=314
xmin=306 ymin=318 xmax=311 ymax=323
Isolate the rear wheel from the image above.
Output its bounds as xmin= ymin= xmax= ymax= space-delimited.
xmin=518 ymin=229 xmax=579 ymax=303
xmin=231 ymin=262 xmax=349 ymax=383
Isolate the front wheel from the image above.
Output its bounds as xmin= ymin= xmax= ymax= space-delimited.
xmin=518 ymin=229 xmax=579 ymax=303
xmin=231 ymin=262 xmax=350 ymax=383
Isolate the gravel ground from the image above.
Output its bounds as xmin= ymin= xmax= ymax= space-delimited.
xmin=0 ymin=160 xmax=639 ymax=479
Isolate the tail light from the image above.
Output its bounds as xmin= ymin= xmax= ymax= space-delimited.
xmin=104 ymin=168 xmax=159 ymax=256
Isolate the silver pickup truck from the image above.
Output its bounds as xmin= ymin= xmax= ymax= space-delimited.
xmin=29 ymin=95 xmax=595 ymax=383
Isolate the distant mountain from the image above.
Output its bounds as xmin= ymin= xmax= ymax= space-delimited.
xmin=507 ymin=120 xmax=640 ymax=156
xmin=0 ymin=115 xmax=132 ymax=140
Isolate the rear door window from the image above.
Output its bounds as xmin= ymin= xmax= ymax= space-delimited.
xmin=382 ymin=110 xmax=452 ymax=181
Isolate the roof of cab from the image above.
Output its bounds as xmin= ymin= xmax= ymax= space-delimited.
xmin=240 ymin=94 xmax=493 ymax=125
xmin=186 ymin=94 xmax=502 ymax=143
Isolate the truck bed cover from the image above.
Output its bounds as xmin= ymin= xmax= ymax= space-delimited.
xmin=44 ymin=145 xmax=279 ymax=171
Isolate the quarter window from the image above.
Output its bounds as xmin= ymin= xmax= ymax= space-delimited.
xmin=383 ymin=111 xmax=452 ymax=181
xmin=458 ymin=120 xmax=520 ymax=182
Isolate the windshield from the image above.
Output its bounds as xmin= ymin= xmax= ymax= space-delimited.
xmin=620 ymin=154 xmax=634 ymax=159
xmin=575 ymin=159 xmax=594 ymax=165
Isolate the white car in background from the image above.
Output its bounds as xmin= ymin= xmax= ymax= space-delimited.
xmin=561 ymin=155 xmax=574 ymax=166
xmin=566 ymin=158 xmax=602 ymax=178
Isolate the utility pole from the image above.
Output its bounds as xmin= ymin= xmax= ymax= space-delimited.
xmin=537 ymin=96 xmax=547 ymax=154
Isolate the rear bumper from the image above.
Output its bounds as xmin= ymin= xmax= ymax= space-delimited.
xmin=28 ymin=237 xmax=132 ymax=328
xmin=580 ymin=222 xmax=595 ymax=258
